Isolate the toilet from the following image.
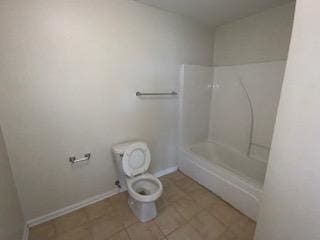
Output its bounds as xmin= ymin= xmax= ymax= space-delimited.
xmin=112 ymin=141 xmax=163 ymax=222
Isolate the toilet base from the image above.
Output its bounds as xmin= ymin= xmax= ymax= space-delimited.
xmin=128 ymin=195 xmax=157 ymax=222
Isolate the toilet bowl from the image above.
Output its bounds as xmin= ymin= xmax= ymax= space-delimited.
xmin=127 ymin=173 xmax=162 ymax=202
xmin=112 ymin=141 xmax=163 ymax=222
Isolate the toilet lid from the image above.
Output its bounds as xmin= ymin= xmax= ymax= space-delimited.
xmin=122 ymin=142 xmax=151 ymax=177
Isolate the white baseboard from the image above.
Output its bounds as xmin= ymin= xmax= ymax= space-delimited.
xmin=27 ymin=188 xmax=120 ymax=227
xmin=22 ymin=223 xmax=29 ymax=240
xmin=26 ymin=166 xmax=178 ymax=229
xmin=154 ymin=165 xmax=178 ymax=178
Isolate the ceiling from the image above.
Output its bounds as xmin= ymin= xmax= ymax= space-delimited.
xmin=135 ymin=0 xmax=293 ymax=26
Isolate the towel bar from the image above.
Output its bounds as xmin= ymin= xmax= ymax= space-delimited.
xmin=136 ymin=91 xmax=178 ymax=96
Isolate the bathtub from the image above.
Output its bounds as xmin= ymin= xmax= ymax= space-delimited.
xmin=178 ymin=141 xmax=267 ymax=220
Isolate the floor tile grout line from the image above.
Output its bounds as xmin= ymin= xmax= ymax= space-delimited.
xmin=161 ymin=172 xmax=240 ymax=239
xmin=161 ymin=200 xmax=204 ymax=238
xmin=81 ymin=206 xmax=96 ymax=240
xmin=54 ymin=211 xmax=88 ymax=238
xmin=29 ymin=171 xmax=255 ymax=240
xmin=153 ymin=217 xmax=168 ymax=238
xmin=105 ymin=227 xmax=128 ymax=240
xmin=123 ymin=228 xmax=132 ymax=240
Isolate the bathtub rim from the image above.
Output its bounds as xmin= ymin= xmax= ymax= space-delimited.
xmin=178 ymin=144 xmax=264 ymax=220
xmin=189 ymin=140 xmax=267 ymax=188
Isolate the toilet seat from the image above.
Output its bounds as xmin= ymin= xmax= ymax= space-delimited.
xmin=127 ymin=173 xmax=163 ymax=202
xmin=122 ymin=142 xmax=151 ymax=177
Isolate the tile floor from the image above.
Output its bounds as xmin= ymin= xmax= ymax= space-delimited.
xmin=28 ymin=171 xmax=256 ymax=240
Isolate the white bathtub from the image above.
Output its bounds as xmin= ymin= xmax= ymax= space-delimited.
xmin=178 ymin=141 xmax=267 ymax=220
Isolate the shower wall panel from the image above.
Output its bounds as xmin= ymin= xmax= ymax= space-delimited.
xmin=209 ymin=61 xmax=286 ymax=161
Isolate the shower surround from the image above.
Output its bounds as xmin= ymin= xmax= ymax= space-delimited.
xmin=179 ymin=60 xmax=286 ymax=219
xmin=178 ymin=2 xmax=294 ymax=220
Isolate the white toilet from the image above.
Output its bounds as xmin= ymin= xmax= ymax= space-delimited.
xmin=112 ymin=141 xmax=163 ymax=222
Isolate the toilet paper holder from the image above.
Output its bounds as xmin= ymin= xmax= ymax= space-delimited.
xmin=69 ymin=153 xmax=91 ymax=164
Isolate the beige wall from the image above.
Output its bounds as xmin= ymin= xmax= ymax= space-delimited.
xmin=213 ymin=2 xmax=295 ymax=66
xmin=255 ymin=1 xmax=320 ymax=239
xmin=0 ymin=126 xmax=24 ymax=240
xmin=0 ymin=0 xmax=214 ymax=220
